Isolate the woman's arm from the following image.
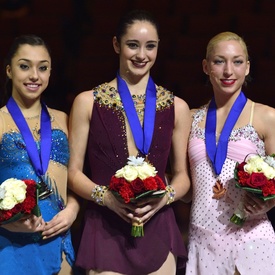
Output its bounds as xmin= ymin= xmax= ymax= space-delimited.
xmin=68 ymin=91 xmax=96 ymax=199
xmin=134 ymin=96 xmax=192 ymax=223
xmin=168 ymin=96 xmax=192 ymax=201
xmin=67 ymin=90 xmax=136 ymax=223
xmin=244 ymin=103 xmax=275 ymax=214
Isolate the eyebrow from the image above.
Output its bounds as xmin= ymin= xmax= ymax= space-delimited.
xmin=126 ymin=39 xmax=158 ymax=43
xmin=214 ymin=55 xmax=245 ymax=59
xmin=18 ymin=58 xmax=50 ymax=63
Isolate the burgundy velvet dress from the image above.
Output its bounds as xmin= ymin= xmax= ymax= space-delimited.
xmin=76 ymin=83 xmax=187 ymax=274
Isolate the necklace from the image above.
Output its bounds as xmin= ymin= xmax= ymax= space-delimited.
xmin=23 ymin=115 xmax=41 ymax=141
xmin=132 ymin=94 xmax=146 ymax=123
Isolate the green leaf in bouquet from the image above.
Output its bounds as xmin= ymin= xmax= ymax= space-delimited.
xmin=130 ymin=189 xmax=166 ymax=202
xmin=151 ymin=190 xmax=166 ymax=197
xmin=0 ymin=212 xmax=25 ymax=225
xmin=35 ymin=186 xmax=41 ymax=216
xmin=235 ymin=183 xmax=263 ymax=194
xmin=234 ymin=162 xmax=240 ymax=181
xmin=32 ymin=205 xmax=41 ymax=217
xmin=260 ymin=194 xmax=275 ymax=201
xmin=235 ymin=183 xmax=275 ymax=201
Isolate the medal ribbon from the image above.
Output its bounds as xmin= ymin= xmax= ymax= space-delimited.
xmin=6 ymin=97 xmax=52 ymax=177
xmin=117 ymin=72 xmax=156 ymax=155
xmin=205 ymin=91 xmax=247 ymax=175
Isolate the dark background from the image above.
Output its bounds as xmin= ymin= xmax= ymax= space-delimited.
xmin=1 ymin=1 xmax=275 ymax=273
xmin=1 ymin=0 xmax=275 ymax=112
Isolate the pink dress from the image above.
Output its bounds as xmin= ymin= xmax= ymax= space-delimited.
xmin=186 ymin=105 xmax=275 ymax=275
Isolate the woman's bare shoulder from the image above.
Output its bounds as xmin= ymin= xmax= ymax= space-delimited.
xmin=254 ymin=101 xmax=275 ymax=122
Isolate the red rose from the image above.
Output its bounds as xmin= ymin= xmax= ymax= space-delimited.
xmin=130 ymin=178 xmax=145 ymax=194
xmin=237 ymin=161 xmax=247 ymax=172
xmin=237 ymin=171 xmax=251 ymax=186
xmin=143 ymin=177 xmax=158 ymax=191
xmin=154 ymin=175 xmax=166 ymax=190
xmin=119 ymin=185 xmax=135 ymax=203
xmin=246 ymin=172 xmax=267 ymax=188
xmin=110 ymin=176 xmax=127 ymax=192
xmin=13 ymin=203 xmax=23 ymax=213
xmin=262 ymin=179 xmax=275 ymax=197
xmin=0 ymin=211 xmax=12 ymax=221
xmin=22 ymin=196 xmax=36 ymax=213
xmin=26 ymin=182 xmax=36 ymax=196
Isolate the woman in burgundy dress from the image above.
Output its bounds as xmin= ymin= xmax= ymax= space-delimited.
xmin=68 ymin=10 xmax=191 ymax=275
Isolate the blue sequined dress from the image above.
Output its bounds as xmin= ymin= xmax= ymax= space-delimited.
xmin=0 ymin=108 xmax=75 ymax=275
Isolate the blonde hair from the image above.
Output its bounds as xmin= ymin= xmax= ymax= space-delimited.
xmin=205 ymin=31 xmax=249 ymax=61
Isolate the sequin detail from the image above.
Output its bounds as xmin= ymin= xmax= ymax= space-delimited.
xmin=0 ymin=128 xmax=69 ymax=168
xmin=189 ymin=105 xmax=265 ymax=156
xmin=92 ymin=83 xmax=174 ymax=160
xmin=93 ymin=83 xmax=174 ymax=112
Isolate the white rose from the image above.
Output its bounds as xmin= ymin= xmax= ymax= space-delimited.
xmin=2 ymin=179 xmax=27 ymax=202
xmin=1 ymin=178 xmax=23 ymax=186
xmin=0 ymin=195 xmax=17 ymax=210
xmin=137 ymin=162 xmax=157 ymax=180
xmin=265 ymin=156 xmax=275 ymax=169
xmin=244 ymin=156 xmax=265 ymax=173
xmin=0 ymin=186 xmax=6 ymax=200
xmin=262 ymin=165 xmax=275 ymax=179
xmin=0 ymin=179 xmax=27 ymax=210
xmin=115 ymin=165 xmax=139 ymax=181
xmin=10 ymin=182 xmax=27 ymax=203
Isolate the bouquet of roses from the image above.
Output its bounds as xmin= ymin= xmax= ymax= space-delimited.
xmin=230 ymin=154 xmax=275 ymax=226
xmin=109 ymin=156 xmax=166 ymax=237
xmin=0 ymin=178 xmax=40 ymax=225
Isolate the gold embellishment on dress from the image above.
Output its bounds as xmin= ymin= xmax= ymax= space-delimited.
xmin=212 ymin=179 xmax=226 ymax=199
xmin=93 ymin=83 xmax=174 ymax=112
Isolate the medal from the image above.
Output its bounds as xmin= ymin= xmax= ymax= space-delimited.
xmin=37 ymin=177 xmax=53 ymax=200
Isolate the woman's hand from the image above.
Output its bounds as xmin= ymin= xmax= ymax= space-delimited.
xmin=104 ymin=190 xmax=137 ymax=223
xmin=132 ymin=196 xmax=167 ymax=224
xmin=1 ymin=214 xmax=45 ymax=233
xmin=41 ymin=207 xmax=76 ymax=240
xmin=243 ymin=192 xmax=275 ymax=216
